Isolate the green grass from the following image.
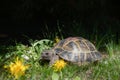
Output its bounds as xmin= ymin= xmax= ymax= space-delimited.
xmin=0 ymin=37 xmax=120 ymax=80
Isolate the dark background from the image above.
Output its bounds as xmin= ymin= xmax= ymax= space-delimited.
xmin=0 ymin=0 xmax=120 ymax=45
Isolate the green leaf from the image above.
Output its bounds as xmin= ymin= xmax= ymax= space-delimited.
xmin=74 ymin=76 xmax=81 ymax=80
xmin=52 ymin=72 xmax=59 ymax=80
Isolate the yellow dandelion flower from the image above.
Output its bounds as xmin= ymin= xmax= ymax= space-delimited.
xmin=4 ymin=57 xmax=29 ymax=79
xmin=52 ymin=59 xmax=67 ymax=72
xmin=54 ymin=36 xmax=61 ymax=46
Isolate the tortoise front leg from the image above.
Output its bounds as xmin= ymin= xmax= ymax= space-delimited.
xmin=49 ymin=55 xmax=59 ymax=67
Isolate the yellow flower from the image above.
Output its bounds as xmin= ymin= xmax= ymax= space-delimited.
xmin=52 ymin=59 xmax=67 ymax=72
xmin=4 ymin=57 xmax=29 ymax=79
xmin=54 ymin=36 xmax=61 ymax=45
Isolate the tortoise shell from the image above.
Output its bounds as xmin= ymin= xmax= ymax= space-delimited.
xmin=52 ymin=37 xmax=102 ymax=64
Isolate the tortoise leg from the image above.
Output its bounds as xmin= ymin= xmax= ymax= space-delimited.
xmin=49 ymin=55 xmax=59 ymax=67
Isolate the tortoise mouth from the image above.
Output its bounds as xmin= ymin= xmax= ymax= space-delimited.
xmin=41 ymin=56 xmax=50 ymax=60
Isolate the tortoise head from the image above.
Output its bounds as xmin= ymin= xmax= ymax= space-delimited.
xmin=40 ymin=50 xmax=54 ymax=61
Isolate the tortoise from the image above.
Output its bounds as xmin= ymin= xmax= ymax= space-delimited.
xmin=40 ymin=37 xmax=102 ymax=66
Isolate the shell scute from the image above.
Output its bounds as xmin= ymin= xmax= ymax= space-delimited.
xmin=59 ymin=51 xmax=72 ymax=61
xmin=64 ymin=41 xmax=79 ymax=51
xmin=56 ymin=39 xmax=66 ymax=47
xmin=94 ymin=52 xmax=102 ymax=59
xmin=77 ymin=40 xmax=89 ymax=52
xmin=84 ymin=40 xmax=96 ymax=51
xmin=91 ymin=52 xmax=97 ymax=59
xmin=86 ymin=53 xmax=93 ymax=62
xmin=54 ymin=48 xmax=64 ymax=54
xmin=80 ymin=53 xmax=85 ymax=62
